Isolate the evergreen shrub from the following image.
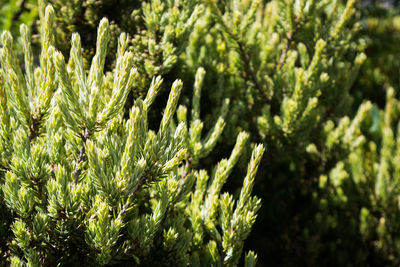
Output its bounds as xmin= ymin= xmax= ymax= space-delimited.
xmin=3 ymin=0 xmax=400 ymax=266
xmin=0 ymin=2 xmax=264 ymax=265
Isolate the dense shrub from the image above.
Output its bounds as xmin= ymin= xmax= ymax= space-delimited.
xmin=0 ymin=3 xmax=264 ymax=265
xmin=2 ymin=0 xmax=400 ymax=266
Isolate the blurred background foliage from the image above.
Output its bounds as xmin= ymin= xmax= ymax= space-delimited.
xmin=0 ymin=0 xmax=37 ymax=36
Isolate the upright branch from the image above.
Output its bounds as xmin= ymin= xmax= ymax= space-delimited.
xmin=28 ymin=115 xmax=41 ymax=142
xmin=73 ymin=128 xmax=90 ymax=184
xmin=236 ymin=40 xmax=269 ymax=102
xmin=208 ymin=0 xmax=270 ymax=102
xmin=117 ymin=177 xmax=146 ymax=220
xmin=55 ymin=18 xmax=135 ymax=185
xmin=278 ymin=32 xmax=294 ymax=68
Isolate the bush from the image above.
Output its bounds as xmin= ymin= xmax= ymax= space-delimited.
xmin=0 ymin=3 xmax=264 ymax=265
xmin=3 ymin=0 xmax=400 ymax=266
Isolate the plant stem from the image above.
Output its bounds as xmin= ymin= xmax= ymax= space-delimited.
xmin=73 ymin=128 xmax=89 ymax=184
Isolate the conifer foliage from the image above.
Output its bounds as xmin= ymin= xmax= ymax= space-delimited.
xmin=5 ymin=0 xmax=400 ymax=266
xmin=314 ymin=87 xmax=400 ymax=265
xmin=0 ymin=2 xmax=264 ymax=265
xmin=49 ymin=0 xmax=202 ymax=96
